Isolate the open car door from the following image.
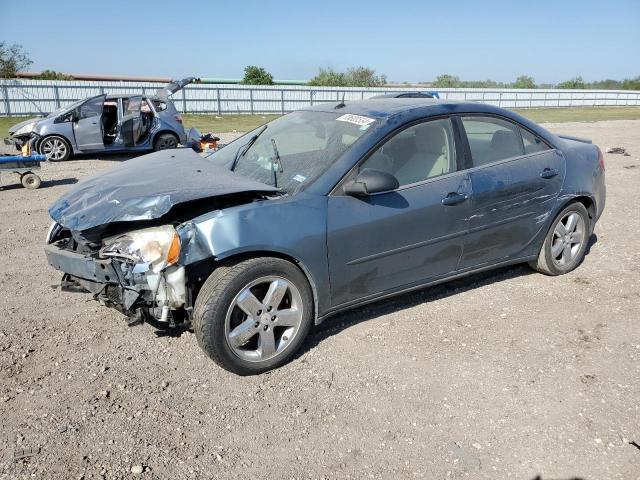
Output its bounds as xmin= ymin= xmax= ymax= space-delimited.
xmin=73 ymin=94 xmax=106 ymax=150
xmin=155 ymin=77 xmax=198 ymax=100
xmin=120 ymin=96 xmax=143 ymax=147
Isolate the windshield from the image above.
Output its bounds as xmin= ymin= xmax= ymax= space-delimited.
xmin=207 ymin=110 xmax=375 ymax=194
xmin=46 ymin=98 xmax=87 ymax=118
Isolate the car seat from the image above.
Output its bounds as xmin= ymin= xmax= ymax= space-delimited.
xmin=394 ymin=123 xmax=450 ymax=184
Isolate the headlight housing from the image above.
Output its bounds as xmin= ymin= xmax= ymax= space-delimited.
xmin=101 ymin=225 xmax=181 ymax=273
xmin=13 ymin=122 xmax=36 ymax=136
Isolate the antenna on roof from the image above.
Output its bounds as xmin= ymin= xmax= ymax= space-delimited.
xmin=335 ymin=91 xmax=346 ymax=109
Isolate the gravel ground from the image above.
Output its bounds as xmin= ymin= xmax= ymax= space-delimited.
xmin=0 ymin=122 xmax=639 ymax=479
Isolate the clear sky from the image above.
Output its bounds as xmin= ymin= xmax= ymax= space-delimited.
xmin=1 ymin=0 xmax=638 ymax=83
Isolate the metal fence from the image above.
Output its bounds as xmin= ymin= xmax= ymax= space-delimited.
xmin=1 ymin=79 xmax=639 ymax=117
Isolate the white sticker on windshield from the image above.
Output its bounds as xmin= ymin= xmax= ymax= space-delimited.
xmin=336 ymin=114 xmax=375 ymax=127
xmin=293 ymin=174 xmax=307 ymax=183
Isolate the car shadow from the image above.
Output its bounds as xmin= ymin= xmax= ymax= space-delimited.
xmin=296 ymin=234 xmax=599 ymax=359
xmin=0 ymin=177 xmax=78 ymax=191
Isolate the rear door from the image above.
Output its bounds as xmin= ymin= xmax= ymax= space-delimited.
xmin=73 ymin=94 xmax=105 ymax=150
xmin=457 ymin=115 xmax=565 ymax=269
xmin=120 ymin=96 xmax=143 ymax=147
xmin=327 ymin=117 xmax=472 ymax=308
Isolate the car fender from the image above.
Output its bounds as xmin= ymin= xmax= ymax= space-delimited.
xmin=34 ymin=121 xmax=77 ymax=153
xmin=176 ymin=193 xmax=331 ymax=319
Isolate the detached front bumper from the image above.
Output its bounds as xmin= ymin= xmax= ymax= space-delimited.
xmin=45 ymin=242 xmax=187 ymax=323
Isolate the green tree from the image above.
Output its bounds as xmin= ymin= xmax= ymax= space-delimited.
xmin=0 ymin=42 xmax=32 ymax=78
xmin=557 ymin=76 xmax=585 ymax=89
xmin=512 ymin=75 xmax=537 ymax=89
xmin=344 ymin=66 xmax=386 ymax=87
xmin=241 ymin=66 xmax=274 ymax=85
xmin=37 ymin=69 xmax=72 ymax=80
xmin=308 ymin=67 xmax=346 ymax=86
xmin=433 ymin=74 xmax=461 ymax=88
xmin=621 ymin=76 xmax=640 ymax=90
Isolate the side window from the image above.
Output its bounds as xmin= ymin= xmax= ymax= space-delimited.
xmin=359 ymin=118 xmax=456 ymax=187
xmin=78 ymin=96 xmax=104 ymax=119
xmin=152 ymin=99 xmax=167 ymax=111
xmin=461 ymin=116 xmax=524 ymax=167
xmin=520 ymin=127 xmax=551 ymax=154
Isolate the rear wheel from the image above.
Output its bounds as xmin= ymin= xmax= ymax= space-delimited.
xmin=193 ymin=257 xmax=314 ymax=375
xmin=153 ymin=133 xmax=179 ymax=151
xmin=39 ymin=135 xmax=71 ymax=162
xmin=20 ymin=172 xmax=41 ymax=189
xmin=529 ymin=202 xmax=590 ymax=275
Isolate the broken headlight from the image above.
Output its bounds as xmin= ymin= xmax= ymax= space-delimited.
xmin=13 ymin=121 xmax=37 ymax=136
xmin=101 ymin=225 xmax=181 ymax=273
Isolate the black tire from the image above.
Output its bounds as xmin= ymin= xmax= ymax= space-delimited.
xmin=529 ymin=202 xmax=590 ymax=275
xmin=153 ymin=133 xmax=179 ymax=151
xmin=20 ymin=172 xmax=41 ymax=189
xmin=38 ymin=135 xmax=71 ymax=162
xmin=193 ymin=257 xmax=314 ymax=375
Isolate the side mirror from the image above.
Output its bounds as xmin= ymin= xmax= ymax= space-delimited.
xmin=343 ymin=168 xmax=399 ymax=196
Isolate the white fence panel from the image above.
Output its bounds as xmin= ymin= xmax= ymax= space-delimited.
xmin=1 ymin=79 xmax=639 ymax=116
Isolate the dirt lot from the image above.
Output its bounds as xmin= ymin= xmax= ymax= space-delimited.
xmin=1 ymin=121 xmax=639 ymax=479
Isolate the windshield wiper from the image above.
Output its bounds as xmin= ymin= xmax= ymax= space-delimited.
xmin=270 ymin=138 xmax=284 ymax=188
xmin=230 ymin=124 xmax=268 ymax=171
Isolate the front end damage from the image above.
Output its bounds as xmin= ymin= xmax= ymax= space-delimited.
xmin=45 ymin=223 xmax=190 ymax=327
xmin=43 ymin=148 xmax=283 ymax=327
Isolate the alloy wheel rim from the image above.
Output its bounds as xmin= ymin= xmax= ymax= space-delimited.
xmin=551 ymin=212 xmax=586 ymax=267
xmin=42 ymin=138 xmax=66 ymax=160
xmin=157 ymin=137 xmax=176 ymax=149
xmin=224 ymin=276 xmax=304 ymax=362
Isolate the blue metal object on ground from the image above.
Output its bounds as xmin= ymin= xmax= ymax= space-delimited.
xmin=0 ymin=154 xmax=46 ymax=189
xmin=0 ymin=153 xmax=47 ymax=164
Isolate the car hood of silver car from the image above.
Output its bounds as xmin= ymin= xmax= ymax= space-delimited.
xmin=8 ymin=118 xmax=42 ymax=134
xmin=49 ymin=148 xmax=279 ymax=231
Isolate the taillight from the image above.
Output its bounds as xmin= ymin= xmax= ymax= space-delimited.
xmin=174 ymin=114 xmax=183 ymax=124
xmin=597 ymin=146 xmax=605 ymax=171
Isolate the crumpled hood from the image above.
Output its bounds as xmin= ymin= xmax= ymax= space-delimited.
xmin=9 ymin=118 xmax=40 ymax=134
xmin=49 ymin=148 xmax=279 ymax=231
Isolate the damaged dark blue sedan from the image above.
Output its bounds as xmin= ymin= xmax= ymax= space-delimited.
xmin=45 ymin=99 xmax=606 ymax=375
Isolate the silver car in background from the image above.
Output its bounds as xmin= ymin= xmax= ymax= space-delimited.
xmin=6 ymin=78 xmax=196 ymax=161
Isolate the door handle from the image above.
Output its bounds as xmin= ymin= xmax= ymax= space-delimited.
xmin=441 ymin=192 xmax=468 ymax=206
xmin=540 ymin=168 xmax=559 ymax=179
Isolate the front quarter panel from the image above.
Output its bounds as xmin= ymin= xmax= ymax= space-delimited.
xmin=177 ymin=193 xmax=330 ymax=318
xmin=35 ymin=118 xmax=77 ymax=151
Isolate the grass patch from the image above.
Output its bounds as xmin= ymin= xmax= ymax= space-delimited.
xmin=513 ymin=106 xmax=640 ymax=123
xmin=183 ymin=115 xmax=280 ymax=134
xmin=2 ymin=108 xmax=639 ymax=139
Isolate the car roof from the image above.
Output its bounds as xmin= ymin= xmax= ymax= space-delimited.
xmin=104 ymin=94 xmax=162 ymax=100
xmin=301 ymin=98 xmax=557 ymax=146
xmin=303 ymin=98 xmax=472 ymax=119
xmin=370 ymin=92 xmax=434 ymax=99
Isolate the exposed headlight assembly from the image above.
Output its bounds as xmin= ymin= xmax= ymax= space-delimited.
xmin=101 ymin=225 xmax=181 ymax=273
xmin=13 ymin=122 xmax=37 ymax=136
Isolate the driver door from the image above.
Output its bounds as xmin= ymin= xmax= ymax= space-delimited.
xmin=73 ymin=94 xmax=105 ymax=150
xmin=120 ymin=96 xmax=143 ymax=147
xmin=327 ymin=117 xmax=472 ymax=308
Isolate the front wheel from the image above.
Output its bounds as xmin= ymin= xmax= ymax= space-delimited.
xmin=529 ymin=202 xmax=590 ymax=275
xmin=39 ymin=135 xmax=71 ymax=162
xmin=193 ymin=257 xmax=314 ymax=375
